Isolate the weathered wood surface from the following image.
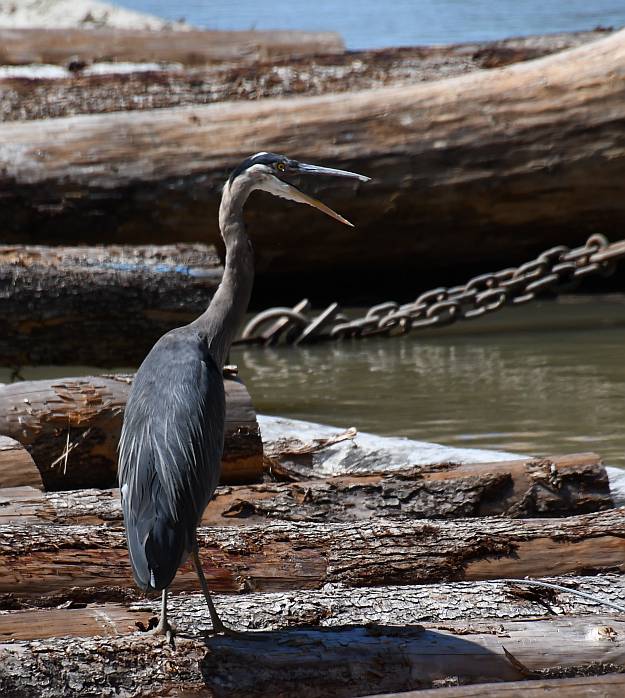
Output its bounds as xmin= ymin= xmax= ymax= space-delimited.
xmin=2 ymin=508 xmax=625 ymax=600
xmin=0 ymin=437 xmax=41 ymax=489
xmin=0 ymin=27 xmax=344 ymax=66
xmin=0 ymin=243 xmax=222 ymax=366
xmin=0 ymin=30 xmax=610 ymax=122
xmin=0 ymin=373 xmax=262 ymax=489
xmin=371 ymin=674 xmax=625 ymax=698
xmin=3 ymin=30 xmax=625 ymax=299
xmin=3 ymin=574 xmax=624 ymax=638
xmin=1 ymin=615 xmax=624 ymax=697
xmin=0 ymin=453 xmax=612 ymax=525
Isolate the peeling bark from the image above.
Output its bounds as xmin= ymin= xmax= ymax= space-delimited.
xmin=0 ymin=373 xmax=262 ymax=489
xmin=1 ymin=615 xmax=624 ymax=697
xmin=3 ymin=575 xmax=625 ymax=639
xmin=0 ymin=243 xmax=222 ymax=366
xmin=1 ymin=509 xmax=624 ymax=600
xmin=2 ymin=31 xmax=625 ymax=300
xmin=0 ymin=453 xmax=612 ymax=525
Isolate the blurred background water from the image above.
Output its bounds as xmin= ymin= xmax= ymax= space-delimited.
xmin=122 ymin=0 xmax=625 ymax=49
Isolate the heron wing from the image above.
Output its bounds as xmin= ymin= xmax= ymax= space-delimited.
xmin=118 ymin=331 xmax=225 ymax=591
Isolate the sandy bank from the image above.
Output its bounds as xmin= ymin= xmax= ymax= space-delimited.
xmin=0 ymin=0 xmax=189 ymax=31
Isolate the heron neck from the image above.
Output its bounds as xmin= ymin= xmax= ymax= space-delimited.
xmin=191 ymin=212 xmax=254 ymax=369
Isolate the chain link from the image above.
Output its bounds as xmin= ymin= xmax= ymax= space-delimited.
xmin=235 ymin=234 xmax=624 ymax=346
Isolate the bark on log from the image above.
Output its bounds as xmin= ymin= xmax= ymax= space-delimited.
xmin=0 ymin=453 xmax=612 ymax=525
xmin=370 ymin=674 xmax=625 ymax=698
xmin=1 ymin=615 xmax=625 ymax=697
xmin=0 ymin=243 xmax=222 ymax=366
xmin=2 ymin=30 xmax=625 ymax=299
xmin=3 ymin=574 xmax=624 ymax=637
xmin=0 ymin=437 xmax=41 ymax=489
xmin=0 ymin=30 xmax=610 ymax=122
xmin=0 ymin=373 xmax=262 ymax=489
xmin=1 ymin=508 xmax=625 ymax=601
xmin=0 ymin=27 xmax=344 ymax=66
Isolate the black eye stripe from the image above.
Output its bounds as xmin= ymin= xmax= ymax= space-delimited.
xmin=229 ymin=152 xmax=286 ymax=183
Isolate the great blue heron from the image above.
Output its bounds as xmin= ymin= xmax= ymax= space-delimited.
xmin=118 ymin=152 xmax=370 ymax=638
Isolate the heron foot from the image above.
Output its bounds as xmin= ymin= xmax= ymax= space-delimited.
xmin=149 ymin=619 xmax=176 ymax=647
xmin=202 ymin=621 xmax=245 ymax=639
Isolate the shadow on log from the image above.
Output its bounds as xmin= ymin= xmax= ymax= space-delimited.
xmin=0 ymin=373 xmax=262 ymax=489
xmin=3 ymin=31 xmax=625 ymax=301
xmin=0 ymin=453 xmax=612 ymax=523
xmin=1 ymin=615 xmax=624 ymax=697
xmin=1 ymin=509 xmax=625 ymax=601
xmin=0 ymin=244 xmax=222 ymax=366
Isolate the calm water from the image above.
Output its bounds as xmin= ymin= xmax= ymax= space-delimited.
xmin=4 ymin=299 xmax=625 ymax=467
xmin=234 ymin=299 xmax=625 ymax=468
xmin=122 ymin=0 xmax=625 ymax=49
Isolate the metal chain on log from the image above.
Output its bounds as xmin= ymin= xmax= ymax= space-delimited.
xmin=237 ymin=234 xmax=625 ymax=346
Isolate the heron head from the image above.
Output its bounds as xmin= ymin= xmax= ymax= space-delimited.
xmin=227 ymin=152 xmax=370 ymax=227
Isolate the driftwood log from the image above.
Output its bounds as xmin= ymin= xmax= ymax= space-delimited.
xmin=0 ymin=244 xmax=222 ymax=366
xmin=377 ymin=675 xmax=625 ymax=698
xmin=3 ymin=31 xmax=625 ymax=300
xmin=0 ymin=373 xmax=262 ymax=489
xmin=0 ymin=27 xmax=344 ymax=66
xmin=0 ymin=31 xmax=610 ymax=122
xmin=0 ymin=436 xmax=41 ymax=489
xmin=2 ymin=508 xmax=625 ymax=600
xmin=0 ymin=453 xmax=612 ymax=524
xmin=1 ymin=615 xmax=624 ymax=698
xmin=2 ymin=573 xmax=623 ymax=636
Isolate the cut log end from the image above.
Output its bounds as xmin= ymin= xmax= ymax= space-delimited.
xmin=0 ymin=436 xmax=42 ymax=490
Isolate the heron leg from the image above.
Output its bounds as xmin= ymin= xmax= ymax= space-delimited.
xmin=192 ymin=544 xmax=239 ymax=636
xmin=150 ymin=588 xmax=175 ymax=645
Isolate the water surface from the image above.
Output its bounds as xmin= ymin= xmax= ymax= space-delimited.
xmin=233 ymin=298 xmax=625 ymax=467
xmin=122 ymin=0 xmax=625 ymax=49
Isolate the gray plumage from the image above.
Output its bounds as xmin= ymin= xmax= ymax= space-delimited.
xmin=119 ymin=331 xmax=224 ymax=591
xmin=118 ymin=152 xmax=369 ymax=636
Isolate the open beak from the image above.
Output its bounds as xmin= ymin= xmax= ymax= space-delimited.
xmin=268 ymin=161 xmax=370 ymax=227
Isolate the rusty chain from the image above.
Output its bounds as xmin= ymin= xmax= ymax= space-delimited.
xmin=235 ymin=234 xmax=625 ymax=347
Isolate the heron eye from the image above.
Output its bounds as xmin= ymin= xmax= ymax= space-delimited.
xmin=276 ymin=162 xmax=286 ymax=172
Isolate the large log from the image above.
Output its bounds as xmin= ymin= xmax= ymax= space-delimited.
xmin=3 ymin=574 xmax=623 ymax=637
xmin=0 ymin=373 xmax=262 ymax=489
xmin=370 ymin=675 xmax=625 ymax=698
xmin=0 ymin=243 xmax=222 ymax=366
xmin=1 ymin=615 xmax=624 ymax=697
xmin=0 ymin=30 xmax=610 ymax=122
xmin=2 ymin=508 xmax=624 ymax=601
xmin=0 ymin=27 xmax=344 ymax=66
xmin=0 ymin=436 xmax=41 ymax=489
xmin=0 ymin=453 xmax=612 ymax=524
xmin=2 ymin=31 xmax=625 ymax=300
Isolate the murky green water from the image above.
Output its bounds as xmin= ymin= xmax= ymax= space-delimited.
xmin=234 ymin=297 xmax=625 ymax=468
xmin=2 ymin=297 xmax=625 ymax=467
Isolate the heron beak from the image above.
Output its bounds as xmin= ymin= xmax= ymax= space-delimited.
xmin=262 ymin=161 xmax=369 ymax=227
xmin=272 ymin=179 xmax=356 ymax=226
xmin=295 ymin=162 xmax=371 ymax=183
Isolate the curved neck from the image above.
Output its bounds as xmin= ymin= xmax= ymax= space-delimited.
xmin=190 ymin=179 xmax=255 ymax=368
